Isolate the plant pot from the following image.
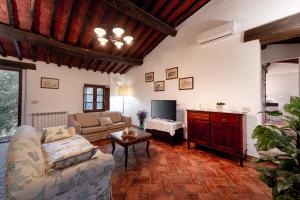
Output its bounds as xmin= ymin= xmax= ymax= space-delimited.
xmin=139 ymin=121 xmax=144 ymax=130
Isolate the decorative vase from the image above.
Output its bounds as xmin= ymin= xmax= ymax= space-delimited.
xmin=139 ymin=121 xmax=144 ymax=130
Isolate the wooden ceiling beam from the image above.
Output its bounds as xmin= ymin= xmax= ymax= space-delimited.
xmin=30 ymin=44 xmax=37 ymax=61
xmin=68 ymin=55 xmax=73 ymax=68
xmin=0 ymin=59 xmax=36 ymax=70
xmin=6 ymin=0 xmax=15 ymax=26
xmin=121 ymin=65 xmax=134 ymax=74
xmin=30 ymin=0 xmax=36 ymax=32
xmin=78 ymin=57 xmax=85 ymax=69
xmin=13 ymin=40 xmax=22 ymax=60
xmin=57 ymin=53 xmax=63 ymax=67
xmin=244 ymin=13 xmax=300 ymax=45
xmin=276 ymin=58 xmax=299 ymax=64
xmin=64 ymin=0 xmax=78 ymax=42
xmin=0 ymin=24 xmax=142 ymax=65
xmin=104 ymin=0 xmax=177 ymax=37
xmin=0 ymin=42 xmax=7 ymax=57
xmin=77 ymin=0 xmax=95 ymax=45
xmin=46 ymin=47 xmax=50 ymax=64
xmin=94 ymin=60 xmax=103 ymax=72
xmin=50 ymin=0 xmax=59 ymax=38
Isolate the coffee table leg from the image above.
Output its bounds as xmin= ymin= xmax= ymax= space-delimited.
xmin=111 ymin=140 xmax=115 ymax=154
xmin=133 ymin=145 xmax=135 ymax=152
xmin=125 ymin=146 xmax=128 ymax=168
xmin=146 ymin=140 xmax=150 ymax=159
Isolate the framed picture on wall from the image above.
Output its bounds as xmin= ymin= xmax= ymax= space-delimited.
xmin=179 ymin=77 xmax=194 ymax=90
xmin=166 ymin=67 xmax=178 ymax=80
xmin=41 ymin=77 xmax=59 ymax=89
xmin=154 ymin=81 xmax=165 ymax=91
xmin=145 ymin=72 xmax=154 ymax=82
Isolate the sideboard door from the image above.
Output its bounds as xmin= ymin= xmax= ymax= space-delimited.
xmin=210 ymin=123 xmax=241 ymax=155
xmin=188 ymin=119 xmax=210 ymax=146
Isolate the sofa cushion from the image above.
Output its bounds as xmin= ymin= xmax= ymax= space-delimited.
xmin=108 ymin=121 xmax=126 ymax=130
xmin=99 ymin=117 xmax=113 ymax=126
xmin=42 ymin=134 xmax=97 ymax=173
xmin=42 ymin=126 xmax=75 ymax=143
xmin=101 ymin=111 xmax=122 ymax=123
xmin=75 ymin=112 xmax=100 ymax=127
xmin=81 ymin=126 xmax=107 ymax=135
xmin=6 ymin=126 xmax=45 ymax=196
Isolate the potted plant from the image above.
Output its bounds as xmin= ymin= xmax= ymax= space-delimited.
xmin=216 ymin=102 xmax=226 ymax=110
xmin=137 ymin=110 xmax=147 ymax=130
xmin=252 ymin=96 xmax=300 ymax=199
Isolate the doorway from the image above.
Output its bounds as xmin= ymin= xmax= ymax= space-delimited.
xmin=0 ymin=68 xmax=22 ymax=141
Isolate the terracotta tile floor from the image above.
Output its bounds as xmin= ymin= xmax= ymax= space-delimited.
xmin=93 ymin=139 xmax=272 ymax=200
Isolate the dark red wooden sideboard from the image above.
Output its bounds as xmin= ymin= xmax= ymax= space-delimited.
xmin=187 ymin=110 xmax=247 ymax=166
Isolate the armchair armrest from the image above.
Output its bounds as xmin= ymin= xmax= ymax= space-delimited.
xmin=68 ymin=115 xmax=81 ymax=134
xmin=121 ymin=115 xmax=132 ymax=127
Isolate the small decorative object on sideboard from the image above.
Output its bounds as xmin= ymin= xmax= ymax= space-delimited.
xmin=137 ymin=110 xmax=147 ymax=130
xmin=216 ymin=102 xmax=226 ymax=110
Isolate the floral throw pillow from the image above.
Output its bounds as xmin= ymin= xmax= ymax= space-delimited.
xmin=42 ymin=126 xmax=75 ymax=143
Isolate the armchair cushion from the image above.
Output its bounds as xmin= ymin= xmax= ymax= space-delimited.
xmin=42 ymin=135 xmax=97 ymax=173
xmin=42 ymin=126 xmax=75 ymax=143
xmin=99 ymin=117 xmax=113 ymax=126
xmin=75 ymin=112 xmax=100 ymax=127
xmin=108 ymin=121 xmax=126 ymax=130
xmin=81 ymin=126 xmax=107 ymax=135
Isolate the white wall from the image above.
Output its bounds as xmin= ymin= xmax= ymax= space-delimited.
xmin=262 ymin=44 xmax=300 ymax=64
xmin=266 ymin=63 xmax=299 ymax=111
xmin=0 ymin=56 xmax=110 ymax=124
xmin=111 ymin=0 xmax=300 ymax=156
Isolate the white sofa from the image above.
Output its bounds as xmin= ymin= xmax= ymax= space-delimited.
xmin=5 ymin=126 xmax=115 ymax=200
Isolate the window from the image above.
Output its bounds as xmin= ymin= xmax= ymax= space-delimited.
xmin=0 ymin=67 xmax=22 ymax=141
xmin=83 ymin=84 xmax=109 ymax=112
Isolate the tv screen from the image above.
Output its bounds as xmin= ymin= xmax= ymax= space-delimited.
xmin=151 ymin=100 xmax=176 ymax=121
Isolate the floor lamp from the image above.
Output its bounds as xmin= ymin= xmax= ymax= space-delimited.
xmin=118 ymin=86 xmax=129 ymax=114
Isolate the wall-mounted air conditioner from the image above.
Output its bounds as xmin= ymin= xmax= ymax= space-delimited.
xmin=197 ymin=21 xmax=236 ymax=45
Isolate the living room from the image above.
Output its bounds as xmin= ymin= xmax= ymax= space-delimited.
xmin=1 ymin=0 xmax=300 ymax=199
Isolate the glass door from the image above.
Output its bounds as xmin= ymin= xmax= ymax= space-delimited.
xmin=0 ymin=68 xmax=22 ymax=141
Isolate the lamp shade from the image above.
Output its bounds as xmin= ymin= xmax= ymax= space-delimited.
xmin=118 ymin=86 xmax=129 ymax=96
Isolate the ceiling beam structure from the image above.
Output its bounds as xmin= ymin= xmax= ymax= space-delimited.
xmin=50 ymin=0 xmax=59 ymax=38
xmin=13 ymin=40 xmax=22 ymax=60
xmin=244 ymin=13 xmax=300 ymax=45
xmin=0 ymin=59 xmax=36 ymax=70
xmin=0 ymin=42 xmax=7 ymax=57
xmin=0 ymin=24 xmax=142 ymax=66
xmin=104 ymin=0 xmax=177 ymax=37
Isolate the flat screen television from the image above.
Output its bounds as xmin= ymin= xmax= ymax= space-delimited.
xmin=151 ymin=100 xmax=176 ymax=121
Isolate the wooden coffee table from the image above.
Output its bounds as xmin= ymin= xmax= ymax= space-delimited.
xmin=110 ymin=129 xmax=151 ymax=168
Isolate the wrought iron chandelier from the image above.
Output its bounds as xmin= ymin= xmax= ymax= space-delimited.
xmin=94 ymin=26 xmax=133 ymax=49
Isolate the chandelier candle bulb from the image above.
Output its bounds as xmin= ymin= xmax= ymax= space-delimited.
xmin=94 ymin=28 xmax=106 ymax=37
xmin=114 ymin=41 xmax=124 ymax=49
xmin=113 ymin=27 xmax=125 ymax=37
xmin=123 ymin=36 xmax=133 ymax=44
xmin=98 ymin=38 xmax=108 ymax=46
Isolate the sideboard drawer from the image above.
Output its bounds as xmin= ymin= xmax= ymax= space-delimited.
xmin=210 ymin=113 xmax=240 ymax=126
xmin=188 ymin=112 xmax=210 ymax=121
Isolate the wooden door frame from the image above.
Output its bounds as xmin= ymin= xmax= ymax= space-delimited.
xmin=0 ymin=67 xmax=22 ymax=126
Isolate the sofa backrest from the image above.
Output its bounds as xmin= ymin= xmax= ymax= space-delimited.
xmin=100 ymin=111 xmax=122 ymax=123
xmin=6 ymin=125 xmax=46 ymax=198
xmin=74 ymin=112 xmax=101 ymax=127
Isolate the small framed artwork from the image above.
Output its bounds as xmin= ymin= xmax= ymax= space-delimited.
xmin=145 ymin=72 xmax=154 ymax=82
xmin=154 ymin=81 xmax=165 ymax=92
xmin=41 ymin=77 xmax=59 ymax=89
xmin=166 ymin=67 xmax=178 ymax=80
xmin=179 ymin=77 xmax=194 ymax=90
